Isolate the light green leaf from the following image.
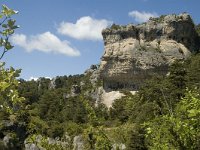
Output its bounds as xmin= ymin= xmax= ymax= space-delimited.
xmin=2 ymin=24 xmax=7 ymax=28
xmin=188 ymin=109 xmax=198 ymax=117
xmin=5 ymin=41 xmax=14 ymax=50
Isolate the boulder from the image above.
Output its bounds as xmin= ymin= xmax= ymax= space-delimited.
xmin=73 ymin=135 xmax=84 ymax=150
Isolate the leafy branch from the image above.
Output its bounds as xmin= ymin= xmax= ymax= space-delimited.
xmin=0 ymin=5 xmax=19 ymax=60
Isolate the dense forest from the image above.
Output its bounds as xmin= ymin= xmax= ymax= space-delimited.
xmin=0 ymin=5 xmax=200 ymax=150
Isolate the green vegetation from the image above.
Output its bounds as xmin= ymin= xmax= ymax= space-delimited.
xmin=149 ymin=15 xmax=166 ymax=23
xmin=196 ymin=24 xmax=200 ymax=36
xmin=0 ymin=5 xmax=27 ymax=150
xmin=110 ymin=24 xmax=121 ymax=30
xmin=0 ymin=5 xmax=19 ymax=59
xmin=7 ymin=53 xmax=198 ymax=150
xmin=145 ymin=90 xmax=200 ymax=149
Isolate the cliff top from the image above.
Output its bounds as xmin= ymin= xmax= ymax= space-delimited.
xmin=103 ymin=13 xmax=193 ymax=33
xmin=100 ymin=13 xmax=200 ymax=91
xmin=102 ymin=13 xmax=200 ymax=52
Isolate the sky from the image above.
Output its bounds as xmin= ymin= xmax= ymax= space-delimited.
xmin=1 ymin=0 xmax=200 ymax=80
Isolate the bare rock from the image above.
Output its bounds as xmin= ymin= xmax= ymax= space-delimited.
xmin=73 ymin=135 xmax=84 ymax=150
xmin=71 ymin=85 xmax=81 ymax=96
xmin=100 ymin=13 xmax=200 ymax=91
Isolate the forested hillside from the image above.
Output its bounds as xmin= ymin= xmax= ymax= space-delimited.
xmin=1 ymin=53 xmax=199 ymax=149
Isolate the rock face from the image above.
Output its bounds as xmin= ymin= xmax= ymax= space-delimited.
xmin=100 ymin=13 xmax=200 ymax=90
xmin=73 ymin=135 xmax=84 ymax=150
xmin=71 ymin=85 xmax=81 ymax=96
xmin=84 ymin=64 xmax=100 ymax=86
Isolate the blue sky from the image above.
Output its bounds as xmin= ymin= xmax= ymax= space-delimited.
xmin=1 ymin=0 xmax=200 ymax=80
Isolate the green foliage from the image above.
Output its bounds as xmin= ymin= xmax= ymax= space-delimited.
xmin=111 ymin=24 xmax=121 ymax=30
xmin=0 ymin=4 xmax=22 ymax=115
xmin=6 ymin=51 xmax=197 ymax=149
xmin=0 ymin=5 xmax=31 ymax=149
xmin=94 ymin=103 xmax=109 ymax=123
xmin=62 ymin=96 xmax=88 ymax=124
xmin=63 ymin=122 xmax=83 ymax=137
xmin=150 ymin=15 xmax=166 ymax=23
xmin=0 ymin=63 xmax=25 ymax=115
xmin=168 ymin=60 xmax=187 ymax=99
xmin=106 ymin=123 xmax=139 ymax=146
xmin=27 ymin=116 xmax=49 ymax=135
xmin=81 ymin=96 xmax=99 ymax=126
xmin=37 ymin=89 xmax=64 ymax=121
xmin=81 ymin=93 xmax=113 ymax=149
xmin=84 ymin=126 xmax=113 ymax=150
xmin=94 ymin=127 xmax=113 ymax=150
xmin=126 ymin=125 xmax=147 ymax=150
xmin=196 ymin=24 xmax=200 ymax=36
xmin=185 ymin=54 xmax=200 ymax=89
xmin=0 ymin=5 xmax=18 ymax=59
xmin=145 ymin=90 xmax=200 ymax=150
xmin=16 ymin=71 xmax=99 ymax=141
xmin=106 ymin=55 xmax=200 ymax=148
xmin=18 ymin=79 xmax=40 ymax=105
xmin=125 ymin=61 xmax=188 ymax=124
xmin=0 ymin=140 xmax=6 ymax=149
xmin=109 ymin=96 xmax=129 ymax=123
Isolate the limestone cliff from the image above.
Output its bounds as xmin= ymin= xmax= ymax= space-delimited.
xmin=99 ymin=13 xmax=200 ymax=91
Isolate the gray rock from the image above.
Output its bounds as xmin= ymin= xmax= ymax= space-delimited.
xmin=90 ymin=64 xmax=98 ymax=70
xmin=112 ymin=143 xmax=126 ymax=150
xmin=73 ymin=135 xmax=84 ymax=150
xmin=84 ymin=64 xmax=98 ymax=75
xmin=49 ymin=77 xmax=57 ymax=89
xmin=25 ymin=143 xmax=40 ymax=150
xmin=24 ymin=135 xmax=43 ymax=150
xmin=90 ymin=69 xmax=100 ymax=86
xmin=24 ymin=133 xmax=71 ymax=150
xmin=71 ymin=85 xmax=81 ymax=96
xmin=3 ymin=135 xmax=11 ymax=147
xmin=100 ymin=13 xmax=200 ymax=91
xmin=84 ymin=64 xmax=100 ymax=86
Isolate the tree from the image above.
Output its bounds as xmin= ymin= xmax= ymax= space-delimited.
xmin=0 ymin=4 xmax=23 ymax=116
xmin=0 ymin=5 xmax=19 ymax=60
xmin=185 ymin=54 xmax=200 ymax=90
xmin=109 ymin=95 xmax=129 ymax=123
xmin=145 ymin=90 xmax=200 ymax=150
xmin=0 ymin=63 xmax=25 ymax=115
xmin=0 ymin=5 xmax=27 ymax=149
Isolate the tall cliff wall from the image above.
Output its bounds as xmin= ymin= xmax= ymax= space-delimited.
xmin=99 ymin=13 xmax=200 ymax=91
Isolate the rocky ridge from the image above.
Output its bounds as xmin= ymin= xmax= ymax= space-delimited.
xmin=99 ymin=13 xmax=200 ymax=91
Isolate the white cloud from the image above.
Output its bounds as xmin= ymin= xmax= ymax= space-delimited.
xmin=57 ymin=16 xmax=112 ymax=41
xmin=11 ymin=32 xmax=80 ymax=57
xmin=28 ymin=77 xmax=39 ymax=81
xmin=28 ymin=76 xmax=52 ymax=81
xmin=128 ymin=10 xmax=158 ymax=23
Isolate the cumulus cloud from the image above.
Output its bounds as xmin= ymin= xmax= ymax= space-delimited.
xmin=57 ymin=16 xmax=112 ymax=41
xmin=28 ymin=77 xmax=39 ymax=81
xmin=11 ymin=32 xmax=80 ymax=56
xmin=28 ymin=76 xmax=52 ymax=81
xmin=128 ymin=10 xmax=158 ymax=23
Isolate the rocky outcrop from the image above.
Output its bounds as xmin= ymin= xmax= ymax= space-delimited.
xmin=73 ymin=135 xmax=84 ymax=150
xmin=84 ymin=64 xmax=100 ymax=86
xmin=71 ymin=85 xmax=81 ymax=96
xmin=24 ymin=133 xmax=71 ymax=150
xmin=100 ymin=13 xmax=200 ymax=91
xmin=89 ymin=87 xmax=125 ymax=107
